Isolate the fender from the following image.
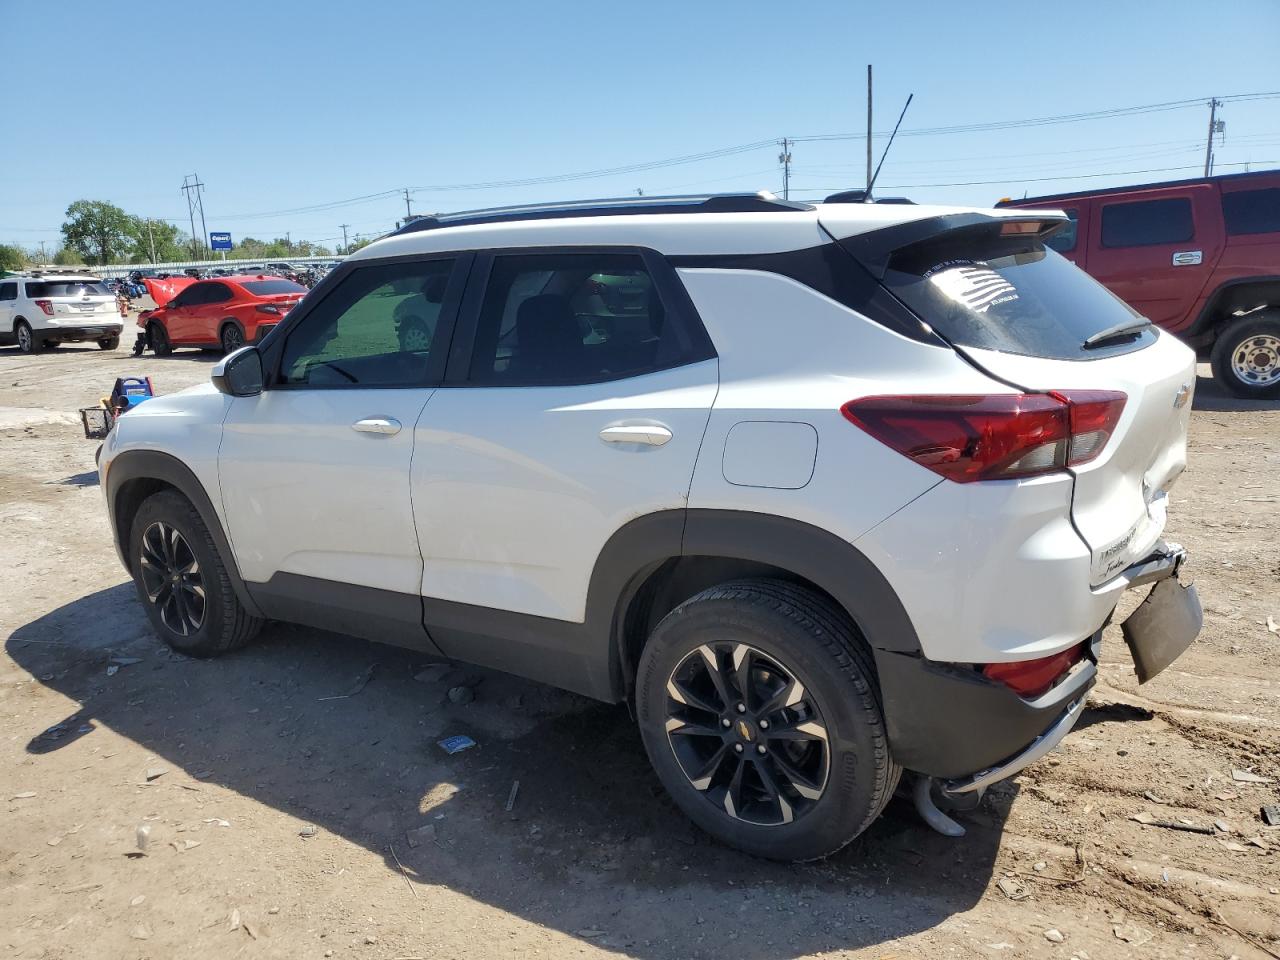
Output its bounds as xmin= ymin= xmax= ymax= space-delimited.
xmin=1182 ymin=274 xmax=1280 ymax=338
xmin=104 ymin=449 xmax=264 ymax=618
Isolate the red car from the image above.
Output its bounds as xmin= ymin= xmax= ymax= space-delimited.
xmin=137 ymin=275 xmax=308 ymax=355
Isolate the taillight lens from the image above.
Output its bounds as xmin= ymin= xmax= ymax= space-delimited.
xmin=34 ymin=299 xmax=54 ymax=316
xmin=255 ymin=304 xmax=281 ymax=314
xmin=841 ymin=391 xmax=1125 ymax=483
xmin=982 ymin=643 xmax=1085 ymax=698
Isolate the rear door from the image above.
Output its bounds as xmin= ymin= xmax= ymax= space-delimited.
xmin=0 ymin=281 xmax=16 ymax=333
xmin=411 ymin=249 xmax=718 ymax=631
xmin=854 ymin=216 xmax=1196 ymax=585
xmin=1086 ymin=185 xmax=1223 ymax=330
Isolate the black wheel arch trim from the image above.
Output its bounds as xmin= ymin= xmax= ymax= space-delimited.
xmin=105 ymin=449 xmax=264 ymax=618
xmin=1185 ymin=275 xmax=1280 ymax=339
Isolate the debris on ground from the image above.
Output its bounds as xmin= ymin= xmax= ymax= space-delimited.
xmin=1143 ymin=790 xmax=1167 ymax=804
xmin=144 ymin=766 xmax=166 ymax=782
xmin=447 ymin=685 xmax=475 ymax=704
xmin=438 ymin=735 xmax=477 ymax=754
xmin=996 ymin=876 xmax=1029 ymax=901
xmin=413 ymin=663 xmax=453 ymax=684
xmin=134 ymin=823 xmax=151 ymax=854
xmin=1112 ymin=922 xmax=1152 ymax=945
xmin=317 ymin=663 xmax=376 ymax=701
xmin=1131 ymin=812 xmax=1215 ymax=834
xmin=1261 ymin=804 xmax=1280 ymax=827
xmin=1231 ymin=768 xmax=1273 ymax=784
xmin=405 ymin=824 xmax=437 ymax=849
xmin=505 ymin=780 xmax=520 ymax=812
xmin=1266 ymin=614 xmax=1278 ymax=634
xmin=229 ymin=908 xmax=241 ymax=932
xmin=11 ymin=791 xmax=36 ymax=800
xmin=129 ymin=923 xmax=152 ymax=941
xmin=1044 ymin=928 xmax=1064 ymax=943
xmin=298 ymin=823 xmax=318 ymax=839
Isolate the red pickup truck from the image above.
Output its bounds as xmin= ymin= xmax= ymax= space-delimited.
xmin=998 ymin=170 xmax=1280 ymax=398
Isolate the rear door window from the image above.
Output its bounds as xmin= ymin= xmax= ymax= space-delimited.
xmin=0 ymin=282 xmax=16 ymax=301
xmin=874 ymin=223 xmax=1154 ymax=360
xmin=1044 ymin=209 xmax=1078 ymax=252
xmin=1222 ymin=187 xmax=1280 ymax=235
xmin=1101 ymin=197 xmax=1194 ymax=247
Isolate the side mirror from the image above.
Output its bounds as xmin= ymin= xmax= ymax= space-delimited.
xmin=211 ymin=346 xmax=264 ymax=397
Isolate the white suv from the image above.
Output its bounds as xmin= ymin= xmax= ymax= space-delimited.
xmin=96 ymin=193 xmax=1202 ymax=860
xmin=0 ymin=272 xmax=123 ymax=352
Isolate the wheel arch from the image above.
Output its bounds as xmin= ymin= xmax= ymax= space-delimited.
xmin=106 ymin=450 xmax=263 ymax=617
xmin=1188 ymin=276 xmax=1280 ymax=340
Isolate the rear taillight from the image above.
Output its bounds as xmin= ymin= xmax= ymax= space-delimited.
xmin=841 ymin=391 xmax=1125 ymax=483
xmin=255 ymin=304 xmax=281 ymax=314
xmin=982 ymin=643 xmax=1085 ymax=698
xmin=33 ymin=299 xmax=54 ymax=316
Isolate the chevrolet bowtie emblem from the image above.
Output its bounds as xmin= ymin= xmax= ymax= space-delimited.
xmin=1173 ymin=382 xmax=1192 ymax=409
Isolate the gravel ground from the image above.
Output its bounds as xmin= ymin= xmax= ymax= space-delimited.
xmin=1 ymin=330 xmax=1277 ymax=960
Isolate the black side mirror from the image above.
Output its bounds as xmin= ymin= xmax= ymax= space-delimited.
xmin=211 ymin=346 xmax=264 ymax=397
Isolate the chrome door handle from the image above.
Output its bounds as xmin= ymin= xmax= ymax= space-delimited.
xmin=1171 ymin=250 xmax=1202 ymax=266
xmin=599 ymin=425 xmax=672 ymax=447
xmin=352 ymin=417 xmax=402 ymax=436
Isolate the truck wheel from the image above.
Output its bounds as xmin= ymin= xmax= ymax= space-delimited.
xmin=15 ymin=320 xmax=42 ymax=354
xmin=1210 ymin=311 xmax=1280 ymax=400
xmin=129 ymin=490 xmax=263 ymax=657
xmin=635 ymin=579 xmax=900 ymax=861
xmin=148 ymin=321 xmax=172 ymax=357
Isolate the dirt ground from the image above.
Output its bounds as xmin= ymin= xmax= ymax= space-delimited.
xmin=1 ymin=324 xmax=1277 ymax=960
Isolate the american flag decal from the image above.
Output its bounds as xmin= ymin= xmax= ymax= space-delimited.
xmin=928 ymin=263 xmax=1019 ymax=313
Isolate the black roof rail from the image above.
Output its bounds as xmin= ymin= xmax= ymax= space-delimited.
xmin=392 ymin=191 xmax=814 ymax=235
xmin=823 ymin=189 xmax=916 ymax=205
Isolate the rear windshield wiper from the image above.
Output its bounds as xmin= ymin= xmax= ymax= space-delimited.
xmin=1083 ymin=317 xmax=1152 ymax=349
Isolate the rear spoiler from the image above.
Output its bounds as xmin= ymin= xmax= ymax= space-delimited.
xmin=837 ymin=212 xmax=1069 ymax=280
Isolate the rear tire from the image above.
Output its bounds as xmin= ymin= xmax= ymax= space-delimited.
xmin=129 ymin=490 xmax=263 ymax=657
xmin=1210 ymin=311 xmax=1280 ymax=400
xmin=99 ymin=336 xmax=120 ymax=350
xmin=15 ymin=320 xmax=41 ymax=354
xmin=148 ymin=321 xmax=172 ymax=356
xmin=635 ymin=579 xmax=899 ymax=861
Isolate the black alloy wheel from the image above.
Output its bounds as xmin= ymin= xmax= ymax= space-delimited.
xmin=138 ymin=520 xmax=206 ymax=636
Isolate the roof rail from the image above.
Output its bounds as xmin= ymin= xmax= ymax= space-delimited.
xmin=823 ymin=189 xmax=916 ymax=205
xmin=393 ymin=191 xmax=814 ymax=235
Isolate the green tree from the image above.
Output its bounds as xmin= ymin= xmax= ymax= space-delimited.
xmin=128 ymin=218 xmax=189 ymax=263
xmin=346 ymin=237 xmax=374 ymax=254
xmin=61 ymin=200 xmax=134 ymax=265
xmin=0 ymin=244 xmax=25 ymax=271
xmin=234 ymin=237 xmax=269 ymax=260
xmin=52 ymin=247 xmax=81 ymax=266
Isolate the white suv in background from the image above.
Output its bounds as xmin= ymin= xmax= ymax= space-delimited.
xmin=0 ymin=272 xmax=123 ymax=352
xmin=96 ymin=192 xmax=1202 ymax=860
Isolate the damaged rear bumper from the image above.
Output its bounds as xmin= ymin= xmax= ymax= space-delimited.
xmin=879 ymin=540 xmax=1200 ymax=787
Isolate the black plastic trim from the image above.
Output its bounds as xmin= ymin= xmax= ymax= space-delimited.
xmin=668 ymin=242 xmax=946 ymax=346
xmin=247 ymin=573 xmax=442 ymax=654
xmin=105 ymin=450 xmax=264 ymax=618
xmin=1184 ymin=275 xmax=1280 ymax=338
xmin=995 ymin=168 xmax=1278 ymax=208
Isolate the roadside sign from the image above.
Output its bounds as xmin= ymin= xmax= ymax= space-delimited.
xmin=210 ymin=232 xmax=232 ymax=251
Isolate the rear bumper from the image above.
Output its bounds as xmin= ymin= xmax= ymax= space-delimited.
xmin=42 ymin=323 xmax=122 ymax=342
xmin=879 ymin=540 xmax=1195 ymax=783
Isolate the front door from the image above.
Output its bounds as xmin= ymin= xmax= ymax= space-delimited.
xmin=412 ymin=249 xmax=718 ymax=636
xmin=219 ymin=255 xmax=466 ymax=602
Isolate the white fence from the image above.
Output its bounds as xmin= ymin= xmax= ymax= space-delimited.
xmin=89 ymin=256 xmax=344 ymax=279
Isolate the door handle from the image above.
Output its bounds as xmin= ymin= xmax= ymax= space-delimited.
xmin=1171 ymin=250 xmax=1203 ymax=266
xmin=599 ymin=425 xmax=672 ymax=447
xmin=352 ymin=417 xmax=402 ymax=436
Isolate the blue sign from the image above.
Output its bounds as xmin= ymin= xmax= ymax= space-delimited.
xmin=209 ymin=231 xmax=232 ymax=250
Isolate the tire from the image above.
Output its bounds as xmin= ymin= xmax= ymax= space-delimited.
xmin=1210 ymin=310 xmax=1280 ymax=400
xmin=15 ymin=320 xmax=41 ymax=354
xmin=148 ymin=321 xmax=172 ymax=356
xmin=98 ymin=336 xmax=120 ymax=350
xmin=220 ymin=322 xmax=245 ymax=354
xmin=129 ymin=490 xmax=263 ymax=657
xmin=635 ymin=579 xmax=900 ymax=861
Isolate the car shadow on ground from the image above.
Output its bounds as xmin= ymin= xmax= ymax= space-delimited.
xmin=1192 ymin=372 xmax=1280 ymax=412
xmin=10 ymin=584 xmax=1015 ymax=958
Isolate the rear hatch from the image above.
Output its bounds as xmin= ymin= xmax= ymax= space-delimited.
xmin=238 ymin=278 xmax=307 ymax=313
xmin=27 ymin=279 xmax=117 ymax=320
xmin=833 ymin=212 xmax=1196 ymax=585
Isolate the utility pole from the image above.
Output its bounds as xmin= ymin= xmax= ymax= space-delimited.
xmin=146 ymin=219 xmax=157 ymax=264
xmin=866 ymin=65 xmax=873 ymax=191
xmin=1203 ymin=98 xmax=1224 ymax=177
xmin=778 ymin=138 xmax=793 ymax=200
xmin=404 ymin=188 xmax=413 ymax=219
xmin=340 ymin=224 xmax=350 ymax=255
xmin=181 ymin=174 xmax=208 ymax=259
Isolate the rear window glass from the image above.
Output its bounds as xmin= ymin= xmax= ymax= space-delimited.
xmin=875 ymin=225 xmax=1153 ymax=360
xmin=1222 ymin=188 xmax=1280 ymax=235
xmin=24 ymin=281 xmax=111 ymax=298
xmin=241 ymin=280 xmax=307 ymax=296
xmin=1101 ymin=198 xmax=1194 ymax=247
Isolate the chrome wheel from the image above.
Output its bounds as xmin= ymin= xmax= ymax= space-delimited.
xmin=16 ymin=323 xmax=32 ymax=352
xmin=1231 ymin=333 xmax=1280 ymax=387
xmin=664 ymin=641 xmax=830 ymax=826
xmin=400 ymin=322 xmax=430 ymax=351
xmin=138 ymin=521 xmax=205 ymax=636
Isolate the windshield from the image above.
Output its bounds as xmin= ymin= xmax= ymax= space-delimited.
xmin=24 ymin=281 xmax=112 ymax=298
xmin=241 ymin=279 xmax=307 ymax=296
xmin=872 ymin=224 xmax=1155 ymax=360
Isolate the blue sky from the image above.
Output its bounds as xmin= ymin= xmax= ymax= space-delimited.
xmin=2 ymin=0 xmax=1277 ymax=252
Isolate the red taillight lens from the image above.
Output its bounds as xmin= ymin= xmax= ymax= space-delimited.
xmin=34 ymin=299 xmax=54 ymax=316
xmin=255 ymin=304 xmax=281 ymax=314
xmin=982 ymin=643 xmax=1085 ymax=698
xmin=841 ymin=391 xmax=1126 ymax=483
xmin=1052 ymin=390 xmax=1126 ymax=466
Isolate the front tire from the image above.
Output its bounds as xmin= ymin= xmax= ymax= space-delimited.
xmin=129 ymin=490 xmax=263 ymax=657
xmin=148 ymin=321 xmax=172 ymax=357
xmin=1210 ymin=311 xmax=1280 ymax=399
xmin=220 ymin=322 xmax=245 ymax=354
xmin=636 ymin=580 xmax=899 ymax=861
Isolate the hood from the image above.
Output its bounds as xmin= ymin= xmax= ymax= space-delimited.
xmin=143 ymin=276 xmax=197 ymax=307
